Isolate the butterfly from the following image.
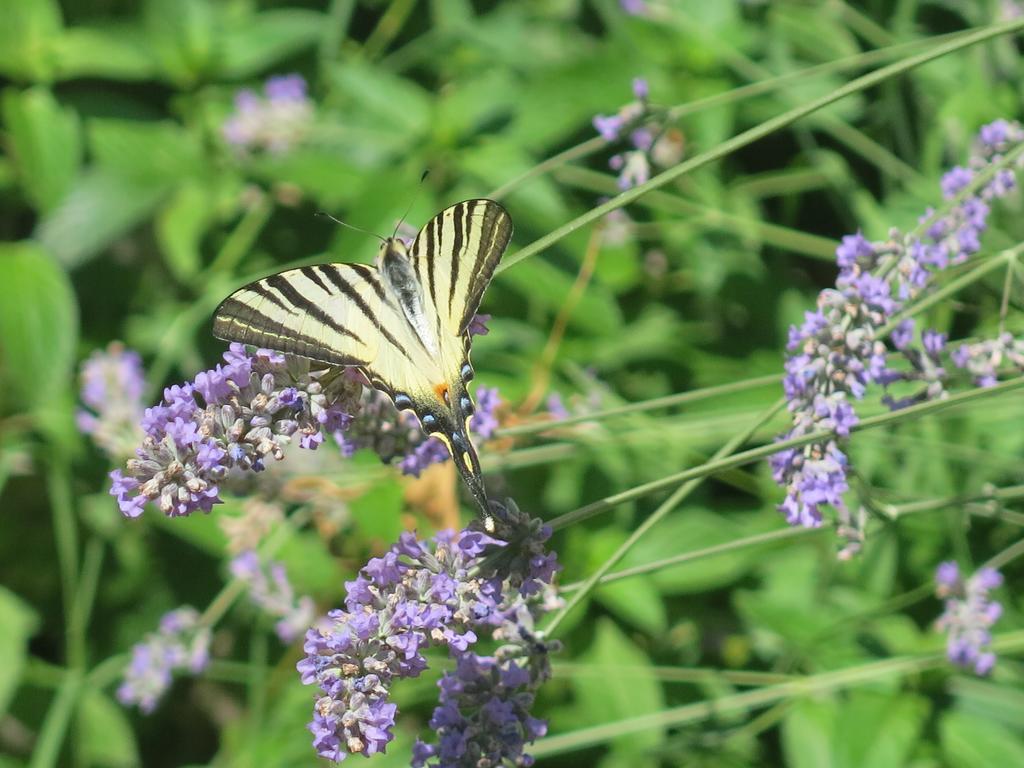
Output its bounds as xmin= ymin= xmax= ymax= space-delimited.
xmin=212 ymin=199 xmax=513 ymax=529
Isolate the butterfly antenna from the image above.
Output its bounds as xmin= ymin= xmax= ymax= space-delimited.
xmin=392 ymin=169 xmax=431 ymax=240
xmin=315 ymin=211 xmax=386 ymax=244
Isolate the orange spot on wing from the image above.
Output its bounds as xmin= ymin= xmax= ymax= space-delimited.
xmin=433 ymin=383 xmax=449 ymax=403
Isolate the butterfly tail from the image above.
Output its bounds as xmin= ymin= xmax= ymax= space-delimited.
xmin=448 ymin=430 xmax=493 ymax=530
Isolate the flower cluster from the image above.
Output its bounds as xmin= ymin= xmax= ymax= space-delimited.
xmin=771 ymin=119 xmax=1024 ymax=530
xmin=110 ymin=344 xmax=360 ymax=519
xmin=935 ymin=562 xmax=1003 ymax=675
xmin=952 ymin=332 xmax=1024 ymax=387
xmin=297 ymin=499 xmax=560 ymax=764
xmin=117 ymin=607 xmax=211 ymax=713
xmin=230 ymin=550 xmax=316 ymax=643
xmin=345 ymin=385 xmax=503 ymax=479
xmin=77 ymin=342 xmax=146 ymax=459
xmin=592 ymin=78 xmax=683 ymax=190
xmin=222 ymin=73 xmax=314 ymax=154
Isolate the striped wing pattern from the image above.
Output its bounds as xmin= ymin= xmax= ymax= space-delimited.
xmin=213 ymin=263 xmax=388 ymax=368
xmin=410 ymin=199 xmax=513 ymax=337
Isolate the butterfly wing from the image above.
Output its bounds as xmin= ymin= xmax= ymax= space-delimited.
xmin=212 ymin=264 xmax=389 ymax=368
xmin=409 ymin=199 xmax=513 ymax=338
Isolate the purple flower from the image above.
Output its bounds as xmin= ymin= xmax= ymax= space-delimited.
xmin=951 ymin=332 xmax=1024 ymax=387
xmin=935 ymin=564 xmax=1003 ymax=675
xmin=941 ymin=166 xmax=974 ymax=199
xmin=771 ymin=119 xmax=1024 ymax=532
xmin=593 ymin=114 xmax=624 ymax=141
xmin=111 ymin=344 xmax=361 ymax=518
xmin=467 ymin=313 xmax=491 ymax=337
xmin=470 ymin=386 xmax=501 ymax=439
xmin=546 ymin=393 xmax=569 ymax=420
xmin=632 ymin=77 xmax=649 ymax=101
xmin=620 ymin=0 xmax=648 ymax=16
xmin=231 ymin=550 xmax=316 ymax=643
xmin=77 ymin=343 xmax=146 ymax=458
xmin=117 ymin=607 xmax=211 ymax=713
xmin=222 ymin=73 xmax=314 ymax=154
xmin=298 ymin=499 xmax=560 ymax=764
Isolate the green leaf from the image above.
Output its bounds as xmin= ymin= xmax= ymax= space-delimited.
xmin=0 ymin=587 xmax=39 ymax=715
xmin=941 ymin=710 xmax=1024 ymax=768
xmin=53 ymin=25 xmax=157 ymax=81
xmin=0 ymin=242 xmax=78 ymax=413
xmin=0 ymin=0 xmax=63 ymax=81
xmin=571 ymin=618 xmax=666 ymax=754
xmin=1 ymin=86 xmax=81 ymax=212
xmin=36 ymin=170 xmax=171 ymax=267
xmin=276 ymin=531 xmax=346 ymax=595
xmin=595 ymin=576 xmax=667 ymax=636
xmin=219 ymin=9 xmax=325 ymax=78
xmin=76 ymin=689 xmax=139 ymax=767
xmin=156 ymin=182 xmax=217 ymax=282
xmin=781 ymin=696 xmax=838 ymax=768
xmin=88 ymin=118 xmax=204 ymax=182
xmin=348 ymin=479 xmax=405 ymax=548
xmin=328 ymin=61 xmax=432 ymax=156
xmin=619 ymin=510 xmax=765 ymax=595
xmin=143 ymin=0 xmax=217 ymax=86
xmin=834 ymin=690 xmax=929 ymax=768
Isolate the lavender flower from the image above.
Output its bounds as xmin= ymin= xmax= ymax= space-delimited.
xmin=620 ymin=0 xmax=648 ymax=15
xmin=111 ymin=344 xmax=360 ymax=519
xmin=117 ymin=607 xmax=211 ymax=713
xmin=593 ymin=77 xmax=686 ymax=190
xmin=935 ymin=562 xmax=1003 ymax=675
xmin=952 ymin=332 xmax=1024 ymax=387
xmin=347 ymin=386 xmax=503 ymax=478
xmin=77 ymin=342 xmax=146 ymax=459
xmin=231 ymin=550 xmax=316 ymax=643
xmin=297 ymin=499 xmax=560 ymax=763
xmin=412 ymin=644 xmax=552 ymax=768
xmin=222 ymin=73 xmax=314 ymax=154
xmin=772 ymin=120 xmax=1024 ymax=531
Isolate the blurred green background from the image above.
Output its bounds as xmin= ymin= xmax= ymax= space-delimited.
xmin=2 ymin=0 xmax=1024 ymax=766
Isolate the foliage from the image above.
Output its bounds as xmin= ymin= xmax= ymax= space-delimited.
xmin=1 ymin=1 xmax=1023 ymax=766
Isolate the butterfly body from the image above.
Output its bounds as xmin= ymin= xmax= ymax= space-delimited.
xmin=212 ymin=199 xmax=513 ymax=525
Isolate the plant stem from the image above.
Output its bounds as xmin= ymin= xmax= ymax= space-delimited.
xmin=546 ymin=376 xmax=1024 ymax=532
xmin=558 ymin=525 xmax=820 ymax=593
xmin=543 ymin=401 xmax=785 ymax=635
xmin=29 ymin=670 xmax=83 ymax=768
xmin=529 ymin=630 xmax=1024 ymax=757
xmin=496 ymin=373 xmax=780 ymax=438
xmin=497 ymin=19 xmax=1024 ymax=275
xmin=553 ymin=166 xmax=838 ymax=261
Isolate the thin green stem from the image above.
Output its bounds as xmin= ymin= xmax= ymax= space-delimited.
xmin=553 ymin=166 xmax=838 ymax=261
xmin=558 ymin=525 xmax=820 ymax=593
xmin=67 ymin=538 xmax=104 ymax=674
xmin=496 ymin=373 xmax=780 ymax=438
xmin=880 ymin=483 xmax=1024 ymax=519
xmin=487 ymin=137 xmax=606 ymax=201
xmin=204 ymin=195 xmax=273 ymax=279
xmin=29 ymin=670 xmax=82 ymax=768
xmin=547 ymin=376 xmax=1024 ymax=532
xmin=881 ymin=247 xmax=1022 ymax=335
xmin=486 ymin=33 xmax=965 ymax=203
xmin=561 ymin=482 xmax=1024 ymax=592
xmin=550 ymin=662 xmax=797 ymax=687
xmin=544 ymin=401 xmax=785 ymax=636
xmin=200 ymin=508 xmax=311 ymax=628
xmin=529 ymin=630 xmax=1024 ymax=757
xmin=981 ymin=536 xmax=1024 ymax=572
xmin=318 ymin=0 xmax=356 ymax=66
xmin=497 ymin=19 xmax=1024 ymax=275
xmin=361 ymin=0 xmax=417 ymax=60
